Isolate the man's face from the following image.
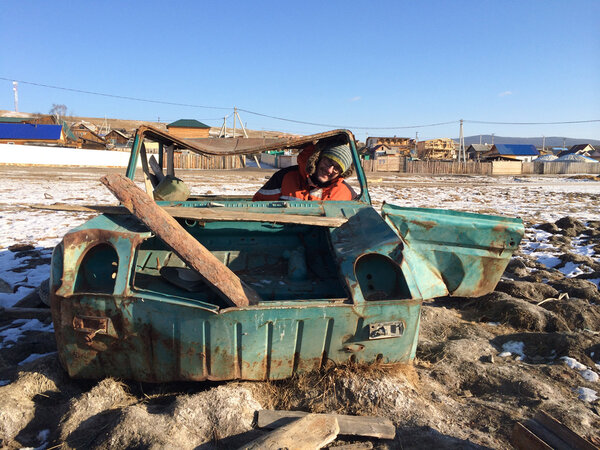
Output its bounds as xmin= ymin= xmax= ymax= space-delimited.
xmin=315 ymin=156 xmax=342 ymax=183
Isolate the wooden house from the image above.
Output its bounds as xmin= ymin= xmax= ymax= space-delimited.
xmin=482 ymin=144 xmax=539 ymax=162
xmin=0 ymin=123 xmax=65 ymax=145
xmin=366 ymin=136 xmax=414 ymax=157
xmin=71 ymin=122 xmax=106 ymax=149
xmin=559 ymin=144 xmax=596 ymax=158
xmin=466 ymin=144 xmax=492 ymax=161
xmin=105 ymin=129 xmax=131 ymax=149
xmin=167 ymin=119 xmax=211 ymax=139
xmin=417 ymin=138 xmax=456 ymax=160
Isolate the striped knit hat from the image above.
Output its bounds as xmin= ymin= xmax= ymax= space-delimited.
xmin=322 ymin=144 xmax=353 ymax=173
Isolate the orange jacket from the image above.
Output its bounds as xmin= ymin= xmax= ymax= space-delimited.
xmin=253 ymin=146 xmax=354 ymax=201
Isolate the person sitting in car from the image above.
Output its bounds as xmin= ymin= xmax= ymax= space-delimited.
xmin=253 ymin=142 xmax=355 ymax=201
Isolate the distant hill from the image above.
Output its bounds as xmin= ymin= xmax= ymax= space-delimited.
xmin=457 ymin=135 xmax=600 ymax=148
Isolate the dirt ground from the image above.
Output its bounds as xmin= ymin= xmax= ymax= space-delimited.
xmin=0 ymin=166 xmax=599 ymax=449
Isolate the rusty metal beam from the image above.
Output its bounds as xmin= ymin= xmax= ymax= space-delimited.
xmin=100 ymin=174 xmax=261 ymax=307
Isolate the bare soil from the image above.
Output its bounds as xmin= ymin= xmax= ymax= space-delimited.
xmin=0 ymin=168 xmax=599 ymax=449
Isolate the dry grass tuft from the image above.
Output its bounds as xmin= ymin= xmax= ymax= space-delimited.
xmin=253 ymin=361 xmax=418 ymax=416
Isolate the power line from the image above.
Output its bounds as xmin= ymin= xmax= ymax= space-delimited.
xmin=0 ymin=77 xmax=231 ymax=110
xmin=237 ymin=108 xmax=456 ymax=130
xmin=2 ymin=77 xmax=599 ymax=130
xmin=465 ymin=119 xmax=600 ymax=125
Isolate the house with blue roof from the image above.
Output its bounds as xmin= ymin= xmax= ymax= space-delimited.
xmin=0 ymin=123 xmax=65 ymax=145
xmin=482 ymin=144 xmax=539 ymax=162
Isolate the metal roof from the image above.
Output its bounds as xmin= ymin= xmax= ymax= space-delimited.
xmin=467 ymin=144 xmax=492 ymax=152
xmin=0 ymin=123 xmax=63 ymax=140
xmin=569 ymin=144 xmax=595 ymax=152
xmin=556 ymin=154 xmax=598 ymax=163
xmin=0 ymin=117 xmax=30 ymax=123
xmin=492 ymin=144 xmax=539 ymax=156
xmin=167 ymin=119 xmax=210 ymax=129
xmin=133 ymin=126 xmax=354 ymax=156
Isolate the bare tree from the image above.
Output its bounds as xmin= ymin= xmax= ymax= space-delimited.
xmin=49 ymin=104 xmax=68 ymax=119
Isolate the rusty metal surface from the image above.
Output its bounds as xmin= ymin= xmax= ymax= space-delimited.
xmin=48 ymin=127 xmax=525 ymax=383
xmin=51 ymin=290 xmax=422 ymax=382
xmin=133 ymin=126 xmax=356 ymax=156
xmin=101 ymin=173 xmax=261 ymax=307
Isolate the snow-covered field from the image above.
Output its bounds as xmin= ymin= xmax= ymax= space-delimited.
xmin=1 ymin=165 xmax=600 ymax=448
xmin=1 ymin=167 xmax=600 ymax=309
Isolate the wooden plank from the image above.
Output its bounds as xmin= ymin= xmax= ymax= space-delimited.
xmin=29 ymin=203 xmax=347 ymax=227
xmin=511 ymin=422 xmax=553 ymax=450
xmin=257 ymin=410 xmax=395 ymax=440
xmin=534 ymin=411 xmax=598 ymax=450
xmin=100 ymin=174 xmax=261 ymax=307
xmin=242 ymin=413 xmax=339 ymax=450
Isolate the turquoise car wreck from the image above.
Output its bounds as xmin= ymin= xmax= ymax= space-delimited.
xmin=50 ymin=127 xmax=524 ymax=382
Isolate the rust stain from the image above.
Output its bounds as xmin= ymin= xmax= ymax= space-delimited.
xmin=409 ymin=220 xmax=437 ymax=230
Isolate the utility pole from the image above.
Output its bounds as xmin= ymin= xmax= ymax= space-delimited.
xmin=459 ymin=119 xmax=465 ymax=162
xmin=235 ymin=109 xmax=248 ymax=138
xmin=218 ymin=115 xmax=228 ymax=138
xmin=492 ymin=133 xmax=495 ymax=145
xmin=414 ymin=131 xmax=418 ymax=158
xmin=479 ymin=134 xmax=482 ymax=145
xmin=563 ymin=138 xmax=566 ymax=150
xmin=219 ymin=109 xmax=248 ymax=139
xmin=12 ymin=81 xmax=18 ymax=112
xmin=233 ymin=107 xmax=237 ymax=138
xmin=542 ymin=136 xmax=545 ymax=153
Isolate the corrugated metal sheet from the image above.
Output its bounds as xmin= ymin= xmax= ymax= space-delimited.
xmin=493 ymin=144 xmax=539 ymax=156
xmin=0 ymin=123 xmax=62 ymax=140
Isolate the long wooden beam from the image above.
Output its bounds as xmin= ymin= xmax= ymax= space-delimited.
xmin=29 ymin=204 xmax=347 ymax=227
xmin=100 ymin=174 xmax=261 ymax=307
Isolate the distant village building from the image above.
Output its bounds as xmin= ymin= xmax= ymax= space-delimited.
xmin=71 ymin=122 xmax=106 ymax=149
xmin=558 ymin=144 xmax=595 ymax=158
xmin=167 ymin=119 xmax=211 ymax=139
xmin=365 ymin=136 xmax=415 ymax=157
xmin=481 ymin=144 xmax=539 ymax=162
xmin=104 ymin=129 xmax=131 ymax=149
xmin=417 ymin=138 xmax=456 ymax=160
xmin=0 ymin=123 xmax=66 ymax=145
xmin=466 ymin=144 xmax=492 ymax=161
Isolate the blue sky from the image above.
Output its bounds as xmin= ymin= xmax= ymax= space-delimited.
xmin=1 ymin=0 xmax=599 ymax=141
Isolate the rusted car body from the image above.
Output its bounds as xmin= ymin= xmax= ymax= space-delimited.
xmin=50 ymin=127 xmax=524 ymax=382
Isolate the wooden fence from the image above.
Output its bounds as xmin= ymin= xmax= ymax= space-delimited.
xmin=173 ymin=152 xmax=246 ymax=169
xmin=522 ymin=161 xmax=600 ymax=175
xmin=362 ymin=157 xmax=600 ymax=175
xmin=361 ymin=157 xmax=493 ymax=175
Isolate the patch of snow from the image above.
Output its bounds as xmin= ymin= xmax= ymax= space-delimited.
xmin=581 ymin=369 xmax=600 ymax=383
xmin=499 ymin=341 xmax=526 ymax=359
xmin=0 ymin=319 xmax=54 ymax=348
xmin=534 ymin=254 xmax=562 ymax=269
xmin=18 ymin=351 xmax=57 ymax=365
xmin=559 ymin=262 xmax=585 ymax=277
xmin=561 ymin=356 xmax=599 ymax=382
xmin=37 ymin=428 xmax=50 ymax=444
xmin=576 ymin=387 xmax=599 ymax=402
xmin=562 ymin=356 xmax=588 ymax=371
